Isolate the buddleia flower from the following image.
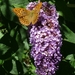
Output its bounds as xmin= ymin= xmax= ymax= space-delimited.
xmin=27 ymin=2 xmax=62 ymax=75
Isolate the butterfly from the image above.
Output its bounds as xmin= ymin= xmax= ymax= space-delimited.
xmin=13 ymin=2 xmax=42 ymax=26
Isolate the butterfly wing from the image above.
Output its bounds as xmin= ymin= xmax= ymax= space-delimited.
xmin=13 ymin=2 xmax=42 ymax=26
xmin=13 ymin=8 xmax=31 ymax=26
xmin=34 ymin=2 xmax=42 ymax=13
xmin=31 ymin=2 xmax=42 ymax=25
xmin=13 ymin=8 xmax=30 ymax=17
xmin=19 ymin=16 xmax=31 ymax=26
xmin=31 ymin=10 xmax=39 ymax=25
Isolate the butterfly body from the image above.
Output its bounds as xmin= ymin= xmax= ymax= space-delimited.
xmin=13 ymin=2 xmax=42 ymax=26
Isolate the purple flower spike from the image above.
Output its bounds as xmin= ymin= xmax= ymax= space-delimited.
xmin=27 ymin=2 xmax=62 ymax=75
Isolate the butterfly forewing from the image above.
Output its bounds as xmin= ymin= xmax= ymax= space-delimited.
xmin=31 ymin=2 xmax=42 ymax=25
xmin=34 ymin=2 xmax=42 ymax=13
xmin=13 ymin=8 xmax=31 ymax=26
xmin=13 ymin=8 xmax=30 ymax=17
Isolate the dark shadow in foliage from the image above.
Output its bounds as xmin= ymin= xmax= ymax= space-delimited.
xmin=56 ymin=61 xmax=75 ymax=75
xmin=65 ymin=21 xmax=75 ymax=33
xmin=0 ymin=33 xmax=18 ymax=59
xmin=12 ymin=14 xmax=21 ymax=25
xmin=58 ymin=16 xmax=65 ymax=39
xmin=0 ymin=65 xmax=6 ymax=75
xmin=58 ymin=16 xmax=75 ymax=57
xmin=3 ymin=59 xmax=12 ymax=74
xmin=61 ymin=41 xmax=75 ymax=58
xmin=0 ymin=10 xmax=19 ymax=32
xmin=64 ymin=0 xmax=75 ymax=4
xmin=59 ymin=15 xmax=75 ymax=34
xmin=16 ymin=60 xmax=24 ymax=75
xmin=0 ymin=59 xmax=13 ymax=75
xmin=0 ymin=13 xmax=19 ymax=59
xmin=2 ymin=0 xmax=12 ymax=20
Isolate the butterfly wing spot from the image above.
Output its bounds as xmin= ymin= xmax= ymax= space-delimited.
xmin=13 ymin=8 xmax=23 ymax=17
xmin=13 ymin=8 xmax=30 ymax=17
xmin=19 ymin=16 xmax=31 ymax=26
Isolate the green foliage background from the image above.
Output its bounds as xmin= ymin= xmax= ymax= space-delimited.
xmin=0 ymin=0 xmax=75 ymax=75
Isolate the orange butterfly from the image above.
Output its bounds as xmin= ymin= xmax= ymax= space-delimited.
xmin=13 ymin=2 xmax=42 ymax=26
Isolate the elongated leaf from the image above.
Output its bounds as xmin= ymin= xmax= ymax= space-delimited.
xmin=10 ymin=59 xmax=18 ymax=74
xmin=62 ymin=24 xmax=75 ymax=44
xmin=20 ymin=27 xmax=26 ymax=41
xmin=1 ymin=4 xmax=15 ymax=21
xmin=0 ymin=23 xmax=4 ymax=27
xmin=70 ymin=60 xmax=75 ymax=68
xmin=16 ymin=48 xmax=24 ymax=61
xmin=0 ymin=43 xmax=10 ymax=55
xmin=65 ymin=54 xmax=74 ymax=61
xmin=8 ymin=0 xmax=29 ymax=7
xmin=23 ymin=39 xmax=29 ymax=50
xmin=19 ymin=27 xmax=29 ymax=50
xmin=0 ymin=31 xmax=4 ymax=39
xmin=0 ymin=59 xmax=4 ymax=65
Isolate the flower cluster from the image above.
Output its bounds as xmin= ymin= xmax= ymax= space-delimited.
xmin=27 ymin=2 xmax=62 ymax=75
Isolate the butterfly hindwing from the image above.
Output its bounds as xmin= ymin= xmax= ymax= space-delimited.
xmin=19 ymin=16 xmax=31 ymax=26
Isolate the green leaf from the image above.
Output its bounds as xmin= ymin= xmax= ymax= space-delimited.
xmin=10 ymin=29 xmax=15 ymax=37
xmin=70 ymin=60 xmax=75 ymax=68
xmin=20 ymin=27 xmax=26 ymax=41
xmin=58 ymin=11 xmax=63 ymax=16
xmin=8 ymin=0 xmax=29 ymax=7
xmin=65 ymin=54 xmax=75 ymax=69
xmin=1 ymin=4 xmax=15 ymax=21
xmin=23 ymin=39 xmax=29 ymax=50
xmin=22 ymin=25 xmax=28 ymax=30
xmin=15 ymin=31 xmax=20 ymax=44
xmin=19 ymin=27 xmax=29 ymax=50
xmin=0 ymin=31 xmax=4 ymax=39
xmin=49 ymin=1 xmax=55 ymax=5
xmin=62 ymin=24 xmax=75 ymax=44
xmin=55 ymin=0 xmax=75 ymax=22
xmin=0 ymin=43 xmax=10 ymax=55
xmin=0 ymin=59 xmax=4 ymax=65
xmin=10 ymin=59 xmax=18 ymax=74
xmin=65 ymin=54 xmax=74 ymax=61
xmin=22 ymin=64 xmax=28 ymax=74
xmin=16 ymin=42 xmax=24 ymax=61
xmin=0 ymin=23 xmax=4 ymax=27
xmin=10 ymin=26 xmax=17 ymax=37
xmin=30 ymin=63 xmax=36 ymax=75
xmin=16 ymin=48 xmax=24 ymax=61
